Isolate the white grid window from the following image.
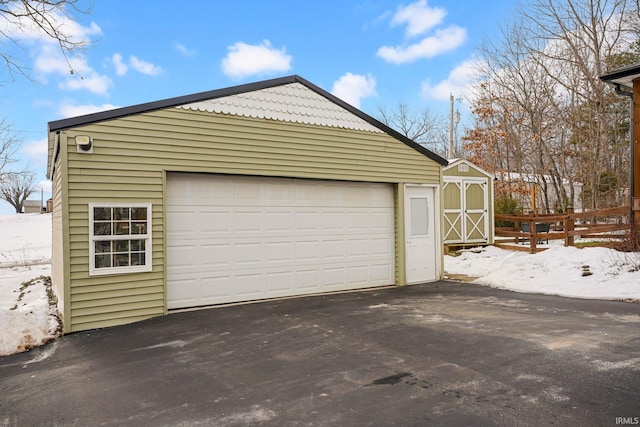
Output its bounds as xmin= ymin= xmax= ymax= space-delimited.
xmin=89 ymin=204 xmax=152 ymax=275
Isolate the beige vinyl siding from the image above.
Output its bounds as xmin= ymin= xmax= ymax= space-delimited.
xmin=50 ymin=138 xmax=67 ymax=326
xmin=68 ymin=109 xmax=441 ymax=182
xmin=59 ymin=107 xmax=441 ymax=332
xmin=394 ymin=184 xmax=407 ymax=286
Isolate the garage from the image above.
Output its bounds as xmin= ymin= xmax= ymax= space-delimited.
xmin=47 ymin=75 xmax=447 ymax=333
xmin=167 ymin=173 xmax=396 ymax=309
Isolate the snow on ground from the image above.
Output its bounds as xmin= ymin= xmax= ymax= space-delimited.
xmin=445 ymin=243 xmax=640 ymax=301
xmin=0 ymin=213 xmax=60 ymax=356
xmin=0 ymin=213 xmax=639 ymax=357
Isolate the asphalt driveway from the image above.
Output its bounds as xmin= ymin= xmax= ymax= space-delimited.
xmin=1 ymin=281 xmax=640 ymax=426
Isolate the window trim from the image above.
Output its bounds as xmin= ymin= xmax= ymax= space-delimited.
xmin=89 ymin=203 xmax=152 ymax=276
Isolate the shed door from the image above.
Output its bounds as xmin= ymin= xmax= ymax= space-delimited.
xmin=444 ymin=178 xmax=488 ymax=244
xmin=443 ymin=180 xmax=463 ymax=243
xmin=166 ymin=173 xmax=395 ymax=309
xmin=463 ymin=180 xmax=488 ymax=242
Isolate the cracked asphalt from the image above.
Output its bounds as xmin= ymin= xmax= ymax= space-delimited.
xmin=1 ymin=281 xmax=639 ymax=426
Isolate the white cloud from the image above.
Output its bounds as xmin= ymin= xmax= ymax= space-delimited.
xmin=0 ymin=3 xmax=101 ymax=46
xmin=32 ymin=44 xmax=111 ymax=95
xmin=174 ymin=43 xmax=196 ymax=57
xmin=21 ymin=138 xmax=48 ymax=165
xmin=60 ymin=73 xmax=112 ymax=95
xmin=0 ymin=2 xmax=102 ymax=86
xmin=21 ymin=138 xmax=48 ymax=157
xmin=391 ymin=0 xmax=446 ymax=38
xmin=34 ymin=44 xmax=91 ymax=76
xmin=129 ymin=56 xmax=163 ymax=76
xmin=421 ymin=59 xmax=482 ymax=102
xmin=377 ymin=25 xmax=466 ymax=64
xmin=331 ymin=73 xmax=377 ymax=108
xmin=110 ymin=54 xmax=163 ymax=77
xmin=58 ymin=102 xmax=120 ymax=118
xmin=221 ymin=40 xmax=292 ymax=79
xmin=112 ymin=53 xmax=128 ymax=76
xmin=36 ymin=180 xmax=52 ymax=192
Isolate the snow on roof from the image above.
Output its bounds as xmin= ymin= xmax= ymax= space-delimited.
xmin=496 ymin=171 xmax=583 ymax=187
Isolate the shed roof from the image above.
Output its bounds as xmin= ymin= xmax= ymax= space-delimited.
xmin=48 ymin=75 xmax=447 ymax=166
xmin=444 ymin=158 xmax=494 ymax=178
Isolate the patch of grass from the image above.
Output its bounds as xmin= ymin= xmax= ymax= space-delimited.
xmin=574 ymin=241 xmax=611 ymax=248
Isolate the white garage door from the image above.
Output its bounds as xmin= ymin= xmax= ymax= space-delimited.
xmin=166 ymin=173 xmax=395 ymax=309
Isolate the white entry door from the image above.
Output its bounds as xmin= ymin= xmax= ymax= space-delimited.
xmin=405 ymin=186 xmax=437 ymax=284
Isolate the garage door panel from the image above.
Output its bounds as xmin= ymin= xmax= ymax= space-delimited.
xmin=201 ymin=244 xmax=231 ymax=267
xmin=322 ymin=240 xmax=345 ymax=259
xmin=235 ymin=243 xmax=262 ymax=265
xmin=201 ymin=211 xmax=231 ymax=234
xmin=167 ymin=278 xmax=200 ymax=307
xmin=236 ymin=274 xmax=263 ymax=296
xmin=266 ymin=212 xmax=292 ymax=231
xmin=348 ymin=266 xmax=369 ymax=283
xmin=295 ymin=241 xmax=319 ymax=261
xmin=372 ymin=263 xmax=394 ymax=282
xmin=372 ymin=238 xmax=393 ymax=256
xmin=201 ymin=275 xmax=232 ymax=299
xmin=296 ymin=270 xmax=320 ymax=289
xmin=235 ymin=212 xmax=262 ymax=232
xmin=322 ymin=212 xmax=345 ymax=230
xmin=266 ymin=241 xmax=293 ymax=263
xmin=167 ymin=174 xmax=395 ymax=309
xmin=266 ymin=272 xmax=293 ymax=293
xmin=323 ymin=267 xmax=346 ymax=286
xmin=167 ymin=245 xmax=198 ymax=269
xmin=167 ymin=210 xmax=198 ymax=235
xmin=294 ymin=212 xmax=320 ymax=231
xmin=370 ymin=211 xmax=393 ymax=229
xmin=347 ymin=239 xmax=369 ymax=257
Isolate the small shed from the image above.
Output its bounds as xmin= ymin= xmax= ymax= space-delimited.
xmin=46 ymin=75 xmax=447 ymax=333
xmin=23 ymin=200 xmax=43 ymax=214
xmin=443 ymin=159 xmax=494 ymax=247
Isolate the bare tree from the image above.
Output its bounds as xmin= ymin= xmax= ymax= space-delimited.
xmin=516 ymin=0 xmax=636 ymax=209
xmin=0 ymin=170 xmax=37 ymax=213
xmin=0 ymin=0 xmax=93 ymax=80
xmin=466 ymin=0 xmax=639 ymax=211
xmin=0 ymin=118 xmax=19 ymax=180
xmin=377 ymin=103 xmax=448 ymax=156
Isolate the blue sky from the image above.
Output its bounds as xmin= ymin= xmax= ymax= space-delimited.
xmin=0 ymin=0 xmax=516 ymax=214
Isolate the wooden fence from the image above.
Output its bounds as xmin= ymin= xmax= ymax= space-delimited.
xmin=494 ymin=206 xmax=630 ymax=253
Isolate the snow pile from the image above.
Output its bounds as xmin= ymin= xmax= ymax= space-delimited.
xmin=445 ymin=244 xmax=640 ymax=301
xmin=0 ymin=213 xmax=52 ymax=268
xmin=0 ymin=213 xmax=60 ymax=356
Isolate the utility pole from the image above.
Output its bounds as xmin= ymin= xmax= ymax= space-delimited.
xmin=448 ymin=93 xmax=461 ymax=159
xmin=448 ymin=93 xmax=454 ymax=159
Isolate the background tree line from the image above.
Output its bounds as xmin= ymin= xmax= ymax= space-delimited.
xmin=461 ymin=0 xmax=640 ymax=214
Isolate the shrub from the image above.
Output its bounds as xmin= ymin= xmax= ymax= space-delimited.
xmin=495 ymin=195 xmax=521 ymax=227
